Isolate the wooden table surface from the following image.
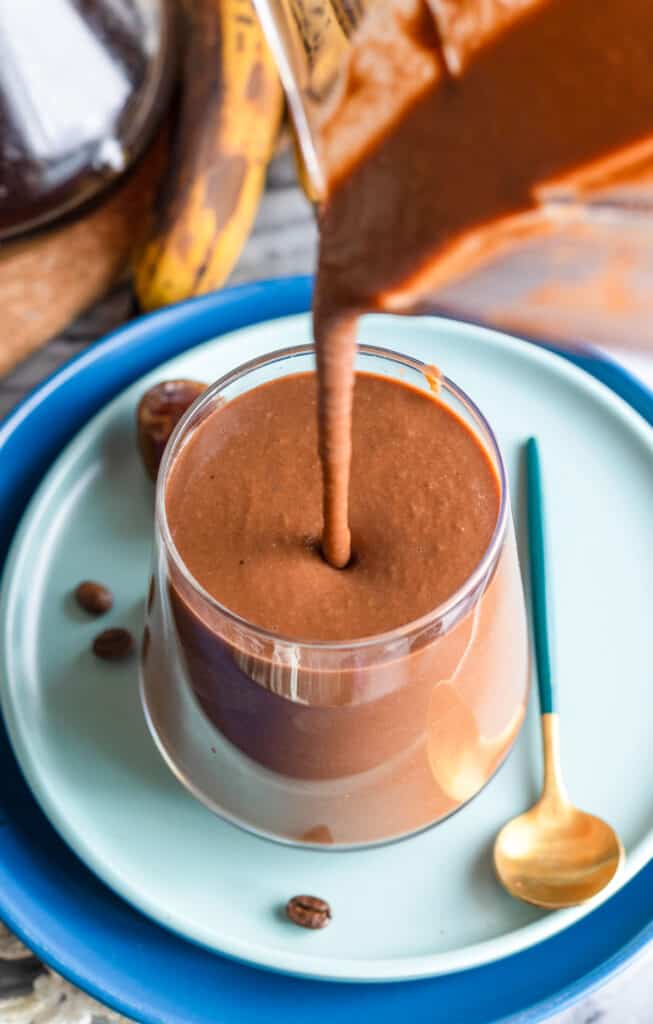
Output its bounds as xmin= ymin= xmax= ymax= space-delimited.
xmin=0 ymin=153 xmax=651 ymax=1023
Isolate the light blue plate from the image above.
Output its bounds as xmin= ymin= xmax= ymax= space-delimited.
xmin=2 ymin=305 xmax=653 ymax=987
xmin=0 ymin=277 xmax=652 ymax=1022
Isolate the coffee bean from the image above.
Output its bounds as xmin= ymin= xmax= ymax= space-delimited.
xmin=74 ymin=581 xmax=113 ymax=615
xmin=301 ymin=825 xmax=334 ymax=845
xmin=93 ymin=628 xmax=134 ymax=661
xmin=285 ymin=895 xmax=331 ymax=929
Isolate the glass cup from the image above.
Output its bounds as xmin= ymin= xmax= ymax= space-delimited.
xmin=141 ymin=345 xmax=530 ymax=848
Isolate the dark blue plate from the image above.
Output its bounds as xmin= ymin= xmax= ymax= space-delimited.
xmin=1 ymin=277 xmax=652 ymax=1024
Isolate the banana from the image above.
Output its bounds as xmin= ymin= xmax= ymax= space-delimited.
xmin=134 ymin=0 xmax=283 ymax=311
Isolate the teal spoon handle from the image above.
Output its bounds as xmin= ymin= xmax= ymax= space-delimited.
xmin=526 ymin=437 xmax=556 ymax=715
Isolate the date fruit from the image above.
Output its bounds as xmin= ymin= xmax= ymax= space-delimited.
xmin=137 ymin=380 xmax=206 ymax=481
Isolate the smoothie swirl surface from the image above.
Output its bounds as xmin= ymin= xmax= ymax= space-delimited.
xmin=166 ymin=371 xmax=499 ymax=642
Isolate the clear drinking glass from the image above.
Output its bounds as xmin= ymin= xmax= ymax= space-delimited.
xmin=141 ymin=345 xmax=530 ymax=848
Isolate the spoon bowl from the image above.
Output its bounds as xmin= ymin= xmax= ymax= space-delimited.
xmin=495 ymin=805 xmax=624 ymax=910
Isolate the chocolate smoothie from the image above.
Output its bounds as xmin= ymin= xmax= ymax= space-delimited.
xmin=149 ymin=359 xmax=529 ymax=844
xmin=166 ymin=372 xmax=499 ymax=641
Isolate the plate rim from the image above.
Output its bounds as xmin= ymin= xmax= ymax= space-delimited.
xmin=0 ymin=277 xmax=652 ymax=1022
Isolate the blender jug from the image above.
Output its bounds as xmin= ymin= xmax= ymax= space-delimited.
xmin=252 ymin=0 xmax=653 ymax=350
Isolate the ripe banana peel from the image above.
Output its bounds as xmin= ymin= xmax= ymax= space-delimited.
xmin=135 ymin=0 xmax=283 ymax=311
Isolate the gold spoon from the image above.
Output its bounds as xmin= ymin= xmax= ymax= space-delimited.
xmin=494 ymin=438 xmax=624 ymax=909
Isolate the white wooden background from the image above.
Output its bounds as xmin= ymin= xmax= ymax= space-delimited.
xmin=0 ymin=152 xmax=652 ymax=1023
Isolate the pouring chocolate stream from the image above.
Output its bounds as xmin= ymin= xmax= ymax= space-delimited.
xmin=310 ymin=0 xmax=653 ymax=567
